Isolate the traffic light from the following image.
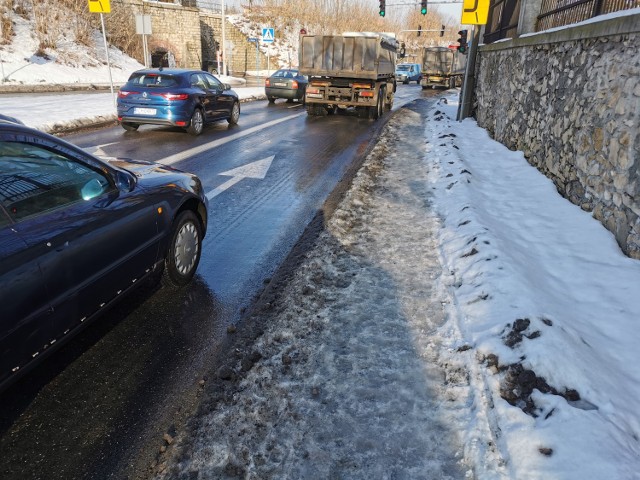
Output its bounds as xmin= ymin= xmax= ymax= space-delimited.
xmin=457 ymin=29 xmax=468 ymax=54
xmin=420 ymin=0 xmax=427 ymax=15
xmin=417 ymin=25 xmax=422 ymax=37
xmin=379 ymin=0 xmax=385 ymax=16
xmin=440 ymin=25 xmax=445 ymax=37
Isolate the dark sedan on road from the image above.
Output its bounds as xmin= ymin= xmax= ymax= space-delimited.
xmin=265 ymin=69 xmax=308 ymax=104
xmin=0 ymin=122 xmax=208 ymax=391
xmin=117 ymin=68 xmax=240 ymax=135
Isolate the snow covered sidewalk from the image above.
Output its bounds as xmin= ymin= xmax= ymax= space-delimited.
xmin=154 ymin=98 xmax=474 ymax=479
xmin=152 ymin=93 xmax=640 ymax=480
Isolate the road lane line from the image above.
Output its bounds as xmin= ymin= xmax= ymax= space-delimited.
xmin=158 ymin=112 xmax=306 ymax=166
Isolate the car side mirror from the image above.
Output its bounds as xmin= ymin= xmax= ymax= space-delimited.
xmin=223 ymin=83 xmax=231 ymax=91
xmin=115 ymin=170 xmax=136 ymax=192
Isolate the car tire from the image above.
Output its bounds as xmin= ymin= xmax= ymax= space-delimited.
xmin=121 ymin=122 xmax=139 ymax=131
xmin=268 ymin=96 xmax=276 ymax=103
xmin=187 ymin=108 xmax=204 ymax=135
xmin=227 ymin=101 xmax=240 ymax=125
xmin=162 ymin=210 xmax=203 ymax=287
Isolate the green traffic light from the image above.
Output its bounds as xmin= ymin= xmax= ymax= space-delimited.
xmin=379 ymin=10 xmax=385 ymax=16
xmin=421 ymin=7 xmax=427 ymax=14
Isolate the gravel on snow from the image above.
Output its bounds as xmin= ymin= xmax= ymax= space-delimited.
xmin=155 ymin=100 xmax=477 ymax=479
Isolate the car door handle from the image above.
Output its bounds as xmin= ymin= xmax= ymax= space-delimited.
xmin=49 ymin=241 xmax=70 ymax=251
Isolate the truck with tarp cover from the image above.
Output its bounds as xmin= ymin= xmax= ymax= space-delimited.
xmin=299 ymin=32 xmax=402 ymax=119
xmin=420 ymin=46 xmax=466 ymax=89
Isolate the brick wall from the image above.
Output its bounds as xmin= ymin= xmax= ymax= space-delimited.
xmin=117 ymin=0 xmax=277 ymax=74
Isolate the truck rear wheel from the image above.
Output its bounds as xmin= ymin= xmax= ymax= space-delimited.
xmin=369 ymin=87 xmax=384 ymax=120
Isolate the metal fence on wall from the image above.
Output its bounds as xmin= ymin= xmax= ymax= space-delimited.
xmin=537 ymin=0 xmax=639 ymax=31
xmin=484 ymin=0 xmax=521 ymax=43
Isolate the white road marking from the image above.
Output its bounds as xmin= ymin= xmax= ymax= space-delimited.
xmin=206 ymin=156 xmax=275 ymax=200
xmin=159 ymin=113 xmax=304 ymax=166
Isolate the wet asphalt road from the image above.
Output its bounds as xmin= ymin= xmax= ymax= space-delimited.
xmin=0 ymin=85 xmax=439 ymax=480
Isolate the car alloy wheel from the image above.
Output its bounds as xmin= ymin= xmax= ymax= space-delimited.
xmin=228 ymin=102 xmax=240 ymax=125
xmin=163 ymin=211 xmax=202 ymax=287
xmin=187 ymin=108 xmax=204 ymax=135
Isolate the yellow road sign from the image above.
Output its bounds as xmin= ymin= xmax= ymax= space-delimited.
xmin=88 ymin=0 xmax=110 ymax=13
xmin=461 ymin=0 xmax=489 ymax=25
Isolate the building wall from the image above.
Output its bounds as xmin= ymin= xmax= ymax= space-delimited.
xmin=473 ymin=13 xmax=640 ymax=258
xmin=116 ymin=0 xmax=202 ymax=68
xmin=118 ymin=0 xmax=277 ymax=73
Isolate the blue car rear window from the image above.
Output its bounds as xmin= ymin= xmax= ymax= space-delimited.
xmin=128 ymin=74 xmax=179 ymax=87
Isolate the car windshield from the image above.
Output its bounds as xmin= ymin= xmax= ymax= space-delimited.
xmin=127 ymin=73 xmax=179 ymax=87
xmin=397 ymin=65 xmax=411 ymax=71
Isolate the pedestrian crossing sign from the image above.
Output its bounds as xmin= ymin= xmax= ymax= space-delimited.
xmin=262 ymin=28 xmax=275 ymax=43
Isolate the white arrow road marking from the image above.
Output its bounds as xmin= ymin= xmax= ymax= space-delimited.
xmin=206 ymin=155 xmax=275 ymax=200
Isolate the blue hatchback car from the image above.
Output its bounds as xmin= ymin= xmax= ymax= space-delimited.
xmin=117 ymin=68 xmax=240 ymax=135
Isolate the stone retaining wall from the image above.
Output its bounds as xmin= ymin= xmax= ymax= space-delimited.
xmin=116 ymin=1 xmax=277 ymax=74
xmin=473 ymin=13 xmax=640 ymax=258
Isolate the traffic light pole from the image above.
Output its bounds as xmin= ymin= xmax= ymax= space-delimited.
xmin=456 ymin=25 xmax=480 ymax=121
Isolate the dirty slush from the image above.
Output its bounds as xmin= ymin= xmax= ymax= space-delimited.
xmin=155 ymin=99 xmax=475 ymax=480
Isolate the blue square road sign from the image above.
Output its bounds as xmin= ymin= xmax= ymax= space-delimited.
xmin=262 ymin=28 xmax=274 ymax=43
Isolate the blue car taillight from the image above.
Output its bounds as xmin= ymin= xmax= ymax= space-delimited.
xmin=150 ymin=92 xmax=189 ymax=101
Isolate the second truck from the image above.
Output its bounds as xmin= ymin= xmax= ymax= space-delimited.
xmin=420 ymin=46 xmax=466 ymax=89
xmin=299 ymin=32 xmax=403 ymax=119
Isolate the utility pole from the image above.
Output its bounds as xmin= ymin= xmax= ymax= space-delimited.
xmin=221 ymin=0 xmax=227 ymax=76
xmin=456 ymin=26 xmax=480 ymax=121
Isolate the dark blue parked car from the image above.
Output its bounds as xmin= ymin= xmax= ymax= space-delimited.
xmin=117 ymin=68 xmax=240 ymax=135
xmin=0 ymin=122 xmax=208 ymax=391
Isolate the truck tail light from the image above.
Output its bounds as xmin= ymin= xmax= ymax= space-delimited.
xmin=359 ymin=91 xmax=374 ymax=98
xmin=307 ymin=87 xmax=320 ymax=94
xmin=353 ymin=82 xmax=373 ymax=89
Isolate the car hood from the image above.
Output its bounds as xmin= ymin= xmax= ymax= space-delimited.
xmin=102 ymin=157 xmax=205 ymax=198
xmin=103 ymin=157 xmax=170 ymax=177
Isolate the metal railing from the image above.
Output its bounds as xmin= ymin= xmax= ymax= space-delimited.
xmin=484 ymin=0 xmax=521 ymax=43
xmin=537 ymin=0 xmax=639 ymax=31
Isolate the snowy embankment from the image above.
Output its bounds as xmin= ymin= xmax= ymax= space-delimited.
xmin=430 ymin=95 xmax=640 ymax=480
